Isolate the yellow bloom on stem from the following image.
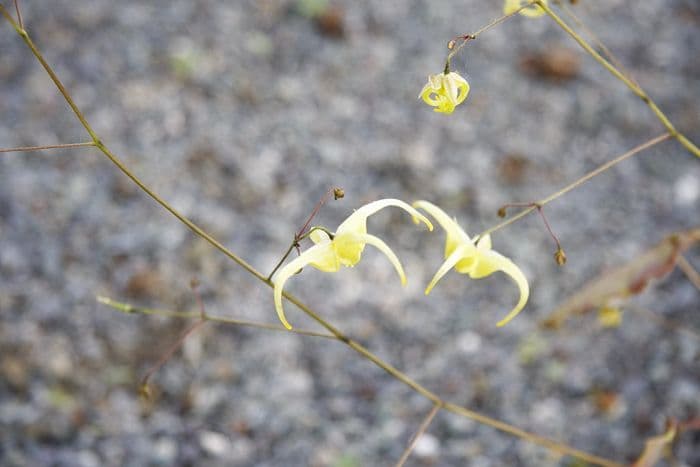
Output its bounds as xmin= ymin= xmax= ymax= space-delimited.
xmin=413 ymin=200 xmax=529 ymax=327
xmin=419 ymin=71 xmax=470 ymax=114
xmin=273 ymin=199 xmax=433 ymax=329
xmin=504 ymin=0 xmax=547 ymax=18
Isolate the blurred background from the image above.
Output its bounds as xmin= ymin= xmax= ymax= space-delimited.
xmin=1 ymin=0 xmax=699 ymax=465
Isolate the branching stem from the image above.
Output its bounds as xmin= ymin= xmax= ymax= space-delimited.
xmin=0 ymin=141 xmax=95 ymax=153
xmin=12 ymin=0 xmax=21 ymax=30
xmin=395 ymin=403 xmax=442 ymax=467
xmin=480 ymin=133 xmax=671 ymax=238
xmin=535 ymin=0 xmax=699 ymax=158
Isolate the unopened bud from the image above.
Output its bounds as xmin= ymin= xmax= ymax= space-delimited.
xmin=333 ymin=187 xmax=345 ymax=200
xmin=554 ymin=248 xmax=567 ymax=266
xmin=497 ymin=206 xmax=507 ymax=218
xmin=447 ymin=39 xmax=457 ymax=50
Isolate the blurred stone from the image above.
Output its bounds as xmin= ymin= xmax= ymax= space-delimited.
xmin=413 ymin=433 xmax=440 ymax=459
xmin=152 ymin=437 xmax=178 ymax=465
xmin=497 ymin=153 xmax=530 ymax=185
xmin=1 ymin=356 xmax=28 ymax=392
xmin=674 ymin=172 xmax=700 ymax=205
xmin=315 ymin=7 xmax=345 ymax=39
xmin=199 ymin=431 xmax=233 ymax=458
xmin=520 ymin=46 xmax=581 ymax=82
xmin=124 ymin=268 xmax=164 ymax=299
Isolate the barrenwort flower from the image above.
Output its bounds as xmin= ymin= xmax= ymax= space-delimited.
xmin=419 ymin=71 xmax=470 ymax=114
xmin=273 ymin=199 xmax=433 ymax=329
xmin=413 ymin=200 xmax=529 ymax=327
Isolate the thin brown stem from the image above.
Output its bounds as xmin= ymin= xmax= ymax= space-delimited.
xmin=190 ymin=279 xmax=207 ymax=320
xmin=140 ymin=319 xmax=206 ymax=390
xmin=395 ymin=403 xmax=442 ymax=467
xmin=498 ymin=202 xmax=563 ymax=252
xmin=446 ymin=0 xmax=537 ymax=68
xmin=0 ymin=6 xmax=100 ymax=142
xmin=480 ymin=133 xmax=671 ymax=238
xmin=676 ymin=256 xmax=700 ymax=291
xmin=267 ymin=241 xmax=298 ymax=281
xmin=267 ymin=226 xmax=335 ymax=280
xmin=266 ymin=189 xmax=337 ymax=282
xmin=0 ymin=141 xmax=95 ymax=153
xmin=12 ymin=0 xmax=21 ymax=30
xmin=297 ymin=187 xmax=339 ymax=238
xmin=442 ymin=402 xmax=623 ymax=467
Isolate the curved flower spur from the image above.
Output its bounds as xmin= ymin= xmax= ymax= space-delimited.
xmin=413 ymin=201 xmax=529 ymax=327
xmin=273 ymin=199 xmax=433 ymax=330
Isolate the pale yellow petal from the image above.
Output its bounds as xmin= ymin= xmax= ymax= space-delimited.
xmin=413 ymin=200 xmax=472 ymax=257
xmin=425 ymin=244 xmax=472 ymax=295
xmin=273 ymin=243 xmax=336 ymax=329
xmin=450 ymin=73 xmax=470 ymax=105
xmin=309 ymin=228 xmax=332 ymax=244
xmin=420 ymin=84 xmax=440 ymax=106
xmin=503 ymin=0 xmax=521 ymax=15
xmin=444 ymin=73 xmax=461 ymax=105
xmin=504 ymin=0 xmax=547 ymax=17
xmin=520 ymin=0 xmax=546 ymax=18
xmin=475 ymin=233 xmax=492 ymax=251
xmin=345 ymin=233 xmax=407 ymax=285
xmin=332 ymin=232 xmax=365 ymax=266
xmin=434 ymin=98 xmax=456 ymax=114
xmin=468 ymin=249 xmax=529 ymax=327
xmin=337 ymin=198 xmax=433 ymax=235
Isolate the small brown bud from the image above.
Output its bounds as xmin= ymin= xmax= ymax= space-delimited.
xmin=333 ymin=187 xmax=345 ymax=200
xmin=497 ymin=206 xmax=507 ymax=218
xmin=554 ymin=248 xmax=567 ymax=266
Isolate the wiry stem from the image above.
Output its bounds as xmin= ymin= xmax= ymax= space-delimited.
xmin=676 ymin=256 xmax=700 ymax=292
xmin=97 ymin=296 xmax=337 ymax=339
xmin=140 ymin=319 xmax=206 ymax=393
xmin=12 ymin=0 xmax=21 ymax=30
xmin=535 ymin=0 xmax=700 ymax=158
xmin=0 ymin=141 xmax=95 ymax=153
xmin=446 ymin=0 xmax=537 ymax=70
xmin=395 ymin=403 xmax=442 ymax=467
xmin=552 ymin=0 xmax=639 ymax=89
xmin=481 ymin=133 xmax=671 ymax=238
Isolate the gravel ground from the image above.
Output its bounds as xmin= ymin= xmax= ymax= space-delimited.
xmin=1 ymin=1 xmax=699 ymax=466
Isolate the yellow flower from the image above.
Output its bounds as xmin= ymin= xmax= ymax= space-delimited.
xmin=504 ymin=0 xmax=547 ymax=18
xmin=273 ymin=199 xmax=433 ymax=329
xmin=419 ymin=71 xmax=470 ymax=114
xmin=413 ymin=200 xmax=529 ymax=327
